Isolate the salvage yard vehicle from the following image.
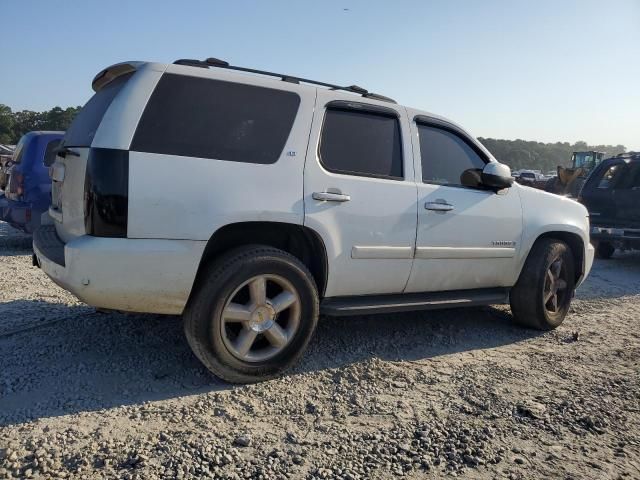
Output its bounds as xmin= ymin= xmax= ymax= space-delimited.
xmin=579 ymin=152 xmax=640 ymax=259
xmin=515 ymin=170 xmax=547 ymax=189
xmin=2 ymin=131 xmax=64 ymax=233
xmin=545 ymin=151 xmax=606 ymax=197
xmin=33 ymin=58 xmax=594 ymax=383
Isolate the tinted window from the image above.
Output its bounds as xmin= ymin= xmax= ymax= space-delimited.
xmin=616 ymin=163 xmax=640 ymax=190
xmin=418 ymin=124 xmax=486 ymax=186
xmin=131 ymin=74 xmax=300 ymax=164
xmin=597 ymin=165 xmax=622 ymax=189
xmin=44 ymin=139 xmax=62 ymax=167
xmin=63 ymin=73 xmax=133 ymax=147
xmin=319 ymin=108 xmax=403 ymax=179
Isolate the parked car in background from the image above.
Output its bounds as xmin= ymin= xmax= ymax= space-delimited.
xmin=2 ymin=131 xmax=64 ymax=233
xmin=516 ymin=170 xmax=548 ymax=189
xmin=34 ymin=58 xmax=593 ymax=383
xmin=0 ymin=144 xmax=16 ymax=191
xmin=579 ymin=152 xmax=640 ymax=258
xmin=0 ymin=159 xmax=15 ymax=192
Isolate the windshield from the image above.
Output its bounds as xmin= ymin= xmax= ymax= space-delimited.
xmin=574 ymin=152 xmax=596 ymax=169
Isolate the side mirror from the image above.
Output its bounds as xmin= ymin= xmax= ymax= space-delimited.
xmin=482 ymin=162 xmax=514 ymax=189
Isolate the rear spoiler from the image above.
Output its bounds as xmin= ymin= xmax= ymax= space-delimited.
xmin=92 ymin=61 xmax=145 ymax=92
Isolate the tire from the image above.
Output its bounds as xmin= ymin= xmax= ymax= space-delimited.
xmin=183 ymin=245 xmax=319 ymax=383
xmin=544 ymin=177 xmax=558 ymax=193
xmin=595 ymin=241 xmax=615 ymax=259
xmin=510 ymin=238 xmax=575 ymax=330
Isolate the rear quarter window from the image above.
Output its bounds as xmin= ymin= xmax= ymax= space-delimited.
xmin=130 ymin=74 xmax=301 ymax=164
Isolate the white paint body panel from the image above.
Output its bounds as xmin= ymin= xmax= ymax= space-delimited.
xmin=38 ymin=60 xmax=595 ymax=315
xmin=404 ymin=111 xmax=524 ymax=292
xmin=516 ymin=185 xmax=593 ymax=285
xmin=125 ymin=66 xmax=316 ymax=240
xmin=35 ymin=235 xmax=205 ymax=314
xmin=303 ymin=89 xmax=418 ymax=297
xmin=406 ymin=185 xmax=524 ymax=292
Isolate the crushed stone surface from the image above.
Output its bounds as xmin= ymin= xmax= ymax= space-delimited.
xmin=1 ymin=222 xmax=639 ymax=479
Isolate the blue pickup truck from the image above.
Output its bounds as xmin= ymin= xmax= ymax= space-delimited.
xmin=1 ymin=131 xmax=64 ymax=233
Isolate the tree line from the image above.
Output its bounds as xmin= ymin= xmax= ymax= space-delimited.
xmin=478 ymin=137 xmax=626 ymax=172
xmin=0 ymin=104 xmax=81 ymax=145
xmin=0 ymin=104 xmax=627 ymax=172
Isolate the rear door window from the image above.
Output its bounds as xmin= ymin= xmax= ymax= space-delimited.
xmin=63 ymin=73 xmax=133 ymax=147
xmin=319 ymin=108 xmax=403 ymax=179
xmin=44 ymin=139 xmax=62 ymax=166
xmin=131 ymin=74 xmax=301 ymax=164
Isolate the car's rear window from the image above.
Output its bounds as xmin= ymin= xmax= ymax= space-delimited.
xmin=44 ymin=139 xmax=62 ymax=166
xmin=130 ymin=74 xmax=300 ymax=164
xmin=63 ymin=73 xmax=133 ymax=147
xmin=11 ymin=135 xmax=30 ymax=164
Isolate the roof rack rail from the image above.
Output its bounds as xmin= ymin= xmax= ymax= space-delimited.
xmin=173 ymin=57 xmax=397 ymax=104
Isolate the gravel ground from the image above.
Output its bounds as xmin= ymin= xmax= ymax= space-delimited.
xmin=0 ymin=221 xmax=639 ymax=480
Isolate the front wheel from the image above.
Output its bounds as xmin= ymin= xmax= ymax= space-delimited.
xmin=183 ymin=245 xmax=319 ymax=383
xmin=510 ymin=239 xmax=575 ymax=330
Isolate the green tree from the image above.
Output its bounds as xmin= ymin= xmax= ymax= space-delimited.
xmin=478 ymin=137 xmax=626 ymax=172
xmin=0 ymin=104 xmax=14 ymax=144
xmin=2 ymin=106 xmax=81 ymax=143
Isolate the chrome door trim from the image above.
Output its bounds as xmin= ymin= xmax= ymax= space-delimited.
xmin=415 ymin=247 xmax=516 ymax=259
xmin=351 ymin=246 xmax=414 ymax=259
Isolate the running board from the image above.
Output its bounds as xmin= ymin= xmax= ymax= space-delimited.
xmin=320 ymin=288 xmax=509 ymax=317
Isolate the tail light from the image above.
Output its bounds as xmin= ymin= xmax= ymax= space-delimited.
xmin=84 ymin=148 xmax=129 ymax=238
xmin=15 ymin=172 xmax=24 ymax=197
xmin=8 ymin=171 xmax=25 ymax=199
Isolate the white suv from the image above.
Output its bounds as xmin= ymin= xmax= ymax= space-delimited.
xmin=34 ymin=58 xmax=594 ymax=383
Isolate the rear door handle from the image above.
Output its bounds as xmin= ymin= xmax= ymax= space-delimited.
xmin=313 ymin=191 xmax=351 ymax=202
xmin=425 ymin=201 xmax=454 ymax=212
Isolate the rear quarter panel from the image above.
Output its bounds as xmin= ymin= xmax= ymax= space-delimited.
xmin=126 ymin=67 xmax=317 ymax=240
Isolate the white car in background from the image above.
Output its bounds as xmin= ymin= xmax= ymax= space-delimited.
xmin=34 ymin=58 xmax=594 ymax=382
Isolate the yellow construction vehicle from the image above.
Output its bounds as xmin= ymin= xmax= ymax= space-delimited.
xmin=545 ymin=151 xmax=605 ymax=197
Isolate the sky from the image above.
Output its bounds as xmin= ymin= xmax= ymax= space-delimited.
xmin=2 ymin=0 xmax=639 ymax=150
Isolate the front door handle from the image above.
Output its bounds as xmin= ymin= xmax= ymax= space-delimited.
xmin=425 ymin=201 xmax=454 ymax=212
xmin=313 ymin=191 xmax=351 ymax=202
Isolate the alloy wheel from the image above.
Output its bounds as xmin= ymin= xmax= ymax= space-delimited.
xmin=543 ymin=257 xmax=568 ymax=313
xmin=219 ymin=274 xmax=301 ymax=362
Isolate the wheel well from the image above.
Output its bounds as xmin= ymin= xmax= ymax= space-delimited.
xmin=191 ymin=222 xmax=328 ymax=299
xmin=534 ymin=231 xmax=584 ymax=282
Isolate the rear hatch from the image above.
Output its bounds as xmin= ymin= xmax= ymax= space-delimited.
xmin=581 ymin=159 xmax=640 ymax=228
xmin=51 ymin=70 xmax=134 ymax=243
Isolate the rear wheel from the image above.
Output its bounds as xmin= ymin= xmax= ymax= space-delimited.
xmin=510 ymin=238 xmax=575 ymax=330
xmin=183 ymin=245 xmax=319 ymax=383
xmin=595 ymin=241 xmax=615 ymax=259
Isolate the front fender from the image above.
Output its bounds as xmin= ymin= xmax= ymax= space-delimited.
xmin=515 ymin=185 xmax=590 ymax=280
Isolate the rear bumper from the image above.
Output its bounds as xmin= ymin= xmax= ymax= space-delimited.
xmin=2 ymin=200 xmax=41 ymax=233
xmin=33 ymin=225 xmax=206 ymax=314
